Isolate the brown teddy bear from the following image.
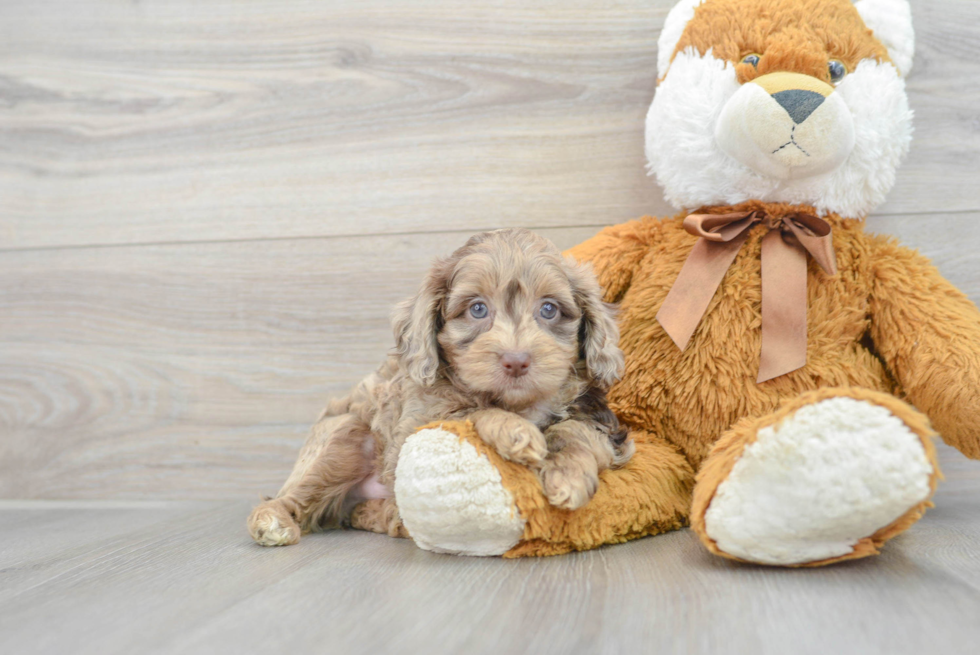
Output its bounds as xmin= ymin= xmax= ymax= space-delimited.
xmin=386 ymin=0 xmax=980 ymax=565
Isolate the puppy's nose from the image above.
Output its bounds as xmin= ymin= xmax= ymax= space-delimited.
xmin=500 ymin=352 xmax=531 ymax=378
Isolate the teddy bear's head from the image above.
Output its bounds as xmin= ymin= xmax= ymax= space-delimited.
xmin=646 ymin=0 xmax=914 ymax=217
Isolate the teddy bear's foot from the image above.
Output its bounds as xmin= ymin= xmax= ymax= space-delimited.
xmin=395 ymin=426 xmax=526 ymax=556
xmin=692 ymin=389 xmax=940 ymax=566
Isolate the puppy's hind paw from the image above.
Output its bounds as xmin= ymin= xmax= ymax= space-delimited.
xmin=248 ymin=500 xmax=301 ymax=547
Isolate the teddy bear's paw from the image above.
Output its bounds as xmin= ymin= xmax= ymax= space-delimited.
xmin=247 ymin=500 xmax=301 ymax=547
xmin=703 ymin=396 xmax=934 ymax=566
xmin=539 ymin=458 xmax=599 ymax=511
xmin=395 ymin=427 xmax=525 ymax=556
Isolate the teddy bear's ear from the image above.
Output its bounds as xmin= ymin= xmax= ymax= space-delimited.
xmin=853 ymin=0 xmax=915 ymax=77
xmin=657 ymin=0 xmax=706 ymax=80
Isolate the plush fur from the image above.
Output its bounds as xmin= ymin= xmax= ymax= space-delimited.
xmin=569 ymin=201 xmax=980 ymax=466
xmin=396 ymin=420 xmax=694 ymax=558
xmin=385 ymin=0 xmax=980 ymax=564
xmin=699 ymin=392 xmax=935 ymax=565
xmin=647 ymin=0 xmax=913 ymax=217
xmin=247 ymin=229 xmax=633 ymax=546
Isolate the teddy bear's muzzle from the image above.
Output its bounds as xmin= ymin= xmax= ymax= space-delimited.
xmin=714 ymin=71 xmax=855 ymax=181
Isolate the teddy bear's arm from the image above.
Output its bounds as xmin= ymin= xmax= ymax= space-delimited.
xmin=869 ymin=238 xmax=980 ymax=459
xmin=564 ymin=219 xmax=657 ymax=303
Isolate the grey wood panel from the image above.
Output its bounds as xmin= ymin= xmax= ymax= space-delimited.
xmin=0 ymin=227 xmax=602 ymax=498
xmin=866 ymin=212 xmax=980 ymax=276
xmin=0 ymin=502 xmax=206 ymax=596
xmin=1 ymin=0 xmax=978 ymax=251
xmin=0 ymin=455 xmax=978 ymax=655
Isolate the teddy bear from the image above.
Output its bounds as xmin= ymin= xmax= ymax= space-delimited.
xmin=375 ymin=0 xmax=980 ymax=565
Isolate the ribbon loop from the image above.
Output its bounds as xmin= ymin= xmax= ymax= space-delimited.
xmin=784 ymin=214 xmax=837 ymax=276
xmin=656 ymin=209 xmax=837 ymax=382
xmin=682 ymin=211 xmax=760 ymax=242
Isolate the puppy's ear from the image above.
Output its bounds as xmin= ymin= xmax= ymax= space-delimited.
xmin=564 ymin=257 xmax=624 ymax=389
xmin=392 ymin=257 xmax=453 ymax=387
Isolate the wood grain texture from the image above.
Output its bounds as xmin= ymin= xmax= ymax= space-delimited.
xmin=0 ymin=227 xmax=602 ymax=498
xmin=1 ymin=0 xmax=979 ymax=502
xmin=1 ymin=0 xmax=979 ymax=250
xmin=0 ymin=458 xmax=978 ymax=655
xmin=2 ymin=215 xmax=979 ymax=499
xmin=1 ymin=2 xmax=978 ymax=640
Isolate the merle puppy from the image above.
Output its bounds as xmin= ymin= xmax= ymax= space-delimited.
xmin=248 ymin=228 xmax=632 ymax=546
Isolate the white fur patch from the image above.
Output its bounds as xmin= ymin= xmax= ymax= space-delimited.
xmin=657 ymin=0 xmax=707 ymax=78
xmin=646 ymin=51 xmax=912 ymax=216
xmin=704 ymin=397 xmax=933 ymax=565
xmin=395 ymin=428 xmax=525 ymax=556
xmin=854 ymin=0 xmax=915 ymax=76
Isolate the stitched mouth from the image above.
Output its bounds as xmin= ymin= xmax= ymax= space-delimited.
xmin=771 ymin=125 xmax=810 ymax=157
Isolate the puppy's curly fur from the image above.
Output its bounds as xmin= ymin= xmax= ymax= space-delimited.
xmin=248 ymin=228 xmax=633 ymax=546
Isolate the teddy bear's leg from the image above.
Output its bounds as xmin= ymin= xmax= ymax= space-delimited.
xmin=394 ymin=424 xmax=529 ymax=556
xmin=691 ymin=388 xmax=941 ymax=566
xmin=395 ymin=422 xmax=695 ymax=557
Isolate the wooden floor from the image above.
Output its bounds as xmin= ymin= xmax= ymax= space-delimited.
xmin=2 ymin=0 xmax=980 ymax=501
xmin=3 ymin=1 xmax=980 ymax=652
xmin=1 ymin=444 xmax=978 ymax=655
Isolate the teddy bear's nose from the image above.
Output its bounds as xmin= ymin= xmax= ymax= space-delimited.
xmin=772 ymin=89 xmax=826 ymax=124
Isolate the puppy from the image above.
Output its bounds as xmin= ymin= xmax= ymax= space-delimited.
xmin=248 ymin=228 xmax=633 ymax=546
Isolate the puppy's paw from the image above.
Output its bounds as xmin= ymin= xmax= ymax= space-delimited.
xmin=350 ymin=499 xmax=410 ymax=538
xmin=248 ymin=500 xmax=301 ymax=546
xmin=493 ymin=419 xmax=547 ymax=466
xmin=540 ymin=463 xmax=599 ymax=511
xmin=472 ymin=409 xmax=548 ymax=466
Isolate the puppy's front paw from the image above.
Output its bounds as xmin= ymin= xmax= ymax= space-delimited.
xmin=540 ymin=462 xmax=599 ymax=511
xmin=471 ymin=409 xmax=548 ymax=465
xmin=248 ymin=500 xmax=301 ymax=546
xmin=496 ymin=419 xmax=548 ymax=465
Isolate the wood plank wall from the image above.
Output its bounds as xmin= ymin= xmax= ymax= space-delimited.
xmin=1 ymin=0 xmax=978 ymax=499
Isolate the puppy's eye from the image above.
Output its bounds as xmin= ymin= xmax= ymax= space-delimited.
xmin=828 ymin=60 xmax=847 ymax=84
xmin=539 ymin=302 xmax=558 ymax=320
xmin=469 ymin=302 xmax=488 ymax=319
xmin=741 ymin=54 xmax=760 ymax=67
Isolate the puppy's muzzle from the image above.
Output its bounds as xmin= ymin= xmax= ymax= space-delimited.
xmin=500 ymin=351 xmax=531 ymax=378
xmin=715 ymin=71 xmax=855 ymax=181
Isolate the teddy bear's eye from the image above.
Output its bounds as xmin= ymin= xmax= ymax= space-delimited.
xmin=741 ymin=54 xmax=760 ymax=67
xmin=828 ymin=60 xmax=847 ymax=84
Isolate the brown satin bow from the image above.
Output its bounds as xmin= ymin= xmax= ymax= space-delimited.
xmin=655 ymin=210 xmax=838 ymax=383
